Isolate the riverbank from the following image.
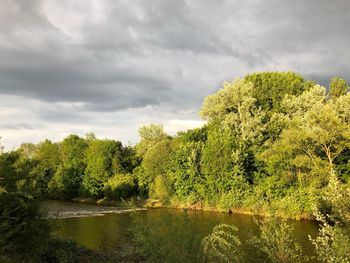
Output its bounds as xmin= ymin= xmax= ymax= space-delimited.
xmin=71 ymin=196 xmax=146 ymax=207
xmin=144 ymin=199 xmax=314 ymax=220
xmin=65 ymin=197 xmax=314 ymax=220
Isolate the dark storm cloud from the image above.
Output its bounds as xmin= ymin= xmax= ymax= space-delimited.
xmin=247 ymin=0 xmax=350 ymax=55
xmin=81 ymin=0 xmax=235 ymax=55
xmin=0 ymin=47 xmax=171 ymax=109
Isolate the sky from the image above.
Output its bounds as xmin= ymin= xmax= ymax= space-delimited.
xmin=0 ymin=0 xmax=350 ymax=149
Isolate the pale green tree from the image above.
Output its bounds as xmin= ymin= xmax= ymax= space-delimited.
xmin=250 ymin=217 xmax=303 ymax=263
xmin=138 ymin=139 xmax=173 ymax=198
xmin=329 ymin=77 xmax=349 ymax=99
xmin=309 ymin=172 xmax=350 ymax=263
xmin=18 ymin=143 xmax=37 ymax=159
xmin=200 ymin=78 xmax=266 ymax=148
xmin=202 ymin=224 xmax=242 ymax=263
xmin=149 ymin=175 xmax=172 ymax=204
xmin=261 ymin=85 xmax=350 ymax=184
xmin=136 ymin=124 xmax=168 ymax=157
xmin=200 ymin=78 xmax=266 ymax=193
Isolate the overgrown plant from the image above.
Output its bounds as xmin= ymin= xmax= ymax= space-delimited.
xmin=249 ymin=217 xmax=304 ymax=263
xmin=202 ymin=224 xmax=242 ymax=263
xmin=309 ymin=172 xmax=350 ymax=263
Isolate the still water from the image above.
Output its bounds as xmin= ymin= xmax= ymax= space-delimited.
xmin=46 ymin=201 xmax=319 ymax=262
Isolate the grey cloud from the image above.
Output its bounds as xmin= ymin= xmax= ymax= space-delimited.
xmin=82 ymin=0 xmax=235 ymax=56
xmin=0 ymin=47 xmax=172 ymax=110
xmin=1 ymin=123 xmax=35 ymax=130
xmin=306 ymin=72 xmax=350 ymax=88
xmin=1 ymin=0 xmax=350 ymax=146
xmin=245 ymin=0 xmax=350 ymax=56
xmin=0 ymin=0 xmax=53 ymax=33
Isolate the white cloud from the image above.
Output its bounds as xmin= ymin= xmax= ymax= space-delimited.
xmin=164 ymin=119 xmax=206 ymax=135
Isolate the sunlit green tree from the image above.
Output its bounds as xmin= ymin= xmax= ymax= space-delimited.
xmin=48 ymin=135 xmax=87 ymax=199
xmin=136 ymin=124 xmax=169 ymax=157
xmin=138 ymin=139 xmax=173 ymax=200
xmin=82 ymin=139 xmax=124 ymax=197
xmin=329 ymin=77 xmax=349 ymax=99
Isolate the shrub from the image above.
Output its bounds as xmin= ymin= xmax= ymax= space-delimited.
xmin=309 ymin=173 xmax=350 ymax=263
xmin=149 ymin=175 xmax=172 ymax=204
xmin=103 ymin=174 xmax=136 ymax=200
xmin=202 ymin=224 xmax=242 ymax=263
xmin=218 ymin=176 xmax=251 ymax=210
xmin=249 ymin=217 xmax=303 ymax=263
xmin=0 ymin=152 xmax=52 ymax=262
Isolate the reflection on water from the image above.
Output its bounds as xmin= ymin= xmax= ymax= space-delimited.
xmin=47 ymin=201 xmax=319 ymax=262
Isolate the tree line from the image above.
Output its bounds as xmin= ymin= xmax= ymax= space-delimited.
xmin=5 ymin=71 xmax=348 ymax=218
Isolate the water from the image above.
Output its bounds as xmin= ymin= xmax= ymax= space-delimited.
xmin=45 ymin=201 xmax=320 ymax=262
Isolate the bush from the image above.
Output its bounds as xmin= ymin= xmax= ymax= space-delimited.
xmin=309 ymin=173 xmax=350 ymax=263
xmin=0 ymin=151 xmax=52 ymax=262
xmin=202 ymin=224 xmax=242 ymax=263
xmin=40 ymin=238 xmax=79 ymax=263
xmin=103 ymin=174 xmax=136 ymax=200
xmin=149 ymin=175 xmax=172 ymax=204
xmin=249 ymin=217 xmax=304 ymax=263
xmin=129 ymin=211 xmax=202 ymax=263
xmin=218 ymin=176 xmax=251 ymax=210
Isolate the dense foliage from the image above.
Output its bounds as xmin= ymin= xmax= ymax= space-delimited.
xmin=1 ymin=72 xmax=349 ymax=218
xmin=0 ymin=151 xmax=51 ymax=262
xmin=202 ymin=172 xmax=350 ymax=263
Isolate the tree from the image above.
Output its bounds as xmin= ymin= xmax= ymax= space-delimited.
xmin=200 ymin=78 xmax=266 ymax=200
xmin=0 ymin=151 xmax=51 ymax=262
xmin=33 ymin=140 xmax=60 ymax=196
xmin=168 ymin=139 xmax=205 ymax=204
xmin=261 ymin=85 xmax=350 ymax=184
xmin=138 ymin=139 xmax=173 ymax=198
xmin=244 ymin=71 xmax=312 ymax=113
xmin=120 ymin=145 xmax=140 ymax=174
xmin=309 ymin=172 xmax=350 ymax=263
xmin=48 ymin=135 xmax=87 ymax=199
xmin=103 ymin=173 xmax=136 ymax=200
xmin=200 ymin=123 xmax=237 ymax=203
xmin=201 ymin=78 xmax=266 ymax=146
xmin=0 ymin=137 xmax=4 ymax=154
xmin=82 ymin=139 xmax=124 ymax=198
xmin=176 ymin=126 xmax=208 ymax=143
xmin=136 ymin=124 xmax=169 ymax=157
xmin=149 ymin=174 xmax=172 ymax=204
xmin=329 ymin=77 xmax=349 ymax=99
xmin=18 ymin=143 xmax=37 ymax=159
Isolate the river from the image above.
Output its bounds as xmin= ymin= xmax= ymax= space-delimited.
xmin=44 ymin=201 xmax=320 ymax=262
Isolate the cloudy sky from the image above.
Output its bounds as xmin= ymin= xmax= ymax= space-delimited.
xmin=0 ymin=0 xmax=349 ymax=149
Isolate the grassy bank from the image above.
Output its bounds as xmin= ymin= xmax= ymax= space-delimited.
xmin=67 ymin=196 xmax=314 ymax=220
xmin=144 ymin=199 xmax=315 ymax=220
